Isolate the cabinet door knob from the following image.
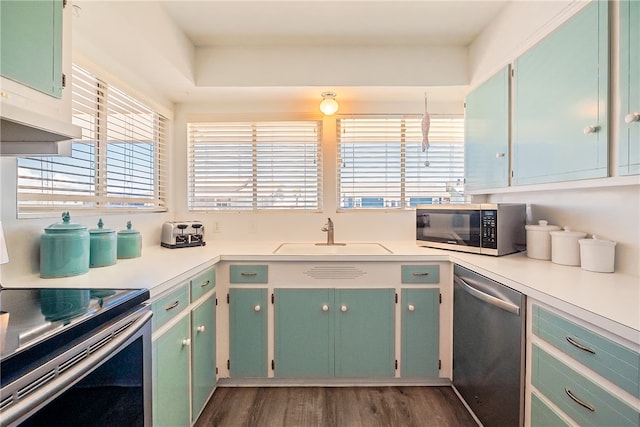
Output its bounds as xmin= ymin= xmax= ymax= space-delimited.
xmin=583 ymin=125 xmax=599 ymax=134
xmin=182 ymin=338 xmax=191 ymax=347
xmin=340 ymin=305 xmax=348 ymax=313
xmin=254 ymin=304 xmax=262 ymax=312
xmin=495 ymin=152 xmax=506 ymax=158
xmin=197 ymin=325 xmax=206 ymax=333
xmin=408 ymin=304 xmax=416 ymax=312
xmin=321 ymin=304 xmax=330 ymax=312
xmin=625 ymin=112 xmax=640 ymax=124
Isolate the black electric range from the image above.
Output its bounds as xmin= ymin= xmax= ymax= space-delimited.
xmin=0 ymin=287 xmax=149 ymax=386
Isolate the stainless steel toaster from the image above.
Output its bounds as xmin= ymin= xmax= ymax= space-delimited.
xmin=161 ymin=221 xmax=205 ymax=248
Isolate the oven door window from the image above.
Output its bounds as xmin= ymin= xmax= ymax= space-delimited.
xmin=417 ymin=209 xmax=481 ymax=247
xmin=19 ymin=336 xmax=146 ymax=427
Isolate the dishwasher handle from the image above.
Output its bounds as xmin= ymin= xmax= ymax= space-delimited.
xmin=454 ymin=276 xmax=521 ymax=316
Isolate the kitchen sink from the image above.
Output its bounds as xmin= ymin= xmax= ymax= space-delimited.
xmin=273 ymin=242 xmax=393 ymax=255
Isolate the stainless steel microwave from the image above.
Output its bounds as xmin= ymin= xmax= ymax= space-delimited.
xmin=416 ymin=203 xmax=526 ymax=256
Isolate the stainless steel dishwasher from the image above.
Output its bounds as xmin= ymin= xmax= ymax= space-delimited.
xmin=453 ymin=264 xmax=526 ymax=427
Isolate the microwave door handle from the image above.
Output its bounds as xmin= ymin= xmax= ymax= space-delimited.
xmin=454 ymin=276 xmax=520 ymax=316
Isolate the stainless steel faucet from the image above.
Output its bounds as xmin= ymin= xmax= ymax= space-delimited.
xmin=321 ymin=217 xmax=335 ymax=245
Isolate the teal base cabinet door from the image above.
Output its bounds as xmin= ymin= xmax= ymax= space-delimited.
xmin=530 ymin=393 xmax=571 ymax=427
xmin=274 ymin=288 xmax=395 ymax=378
xmin=153 ymin=316 xmax=190 ymax=427
xmin=464 ymin=65 xmax=510 ymax=191
xmin=191 ymin=294 xmax=216 ymax=422
xmin=619 ymin=0 xmax=640 ymax=175
xmin=401 ymin=289 xmax=439 ymax=378
xmin=275 ymin=289 xmax=334 ymax=378
xmin=513 ymin=1 xmax=609 ymax=185
xmin=0 ymin=0 xmax=63 ymax=98
xmin=335 ymin=289 xmax=395 ymax=378
xmin=229 ymin=288 xmax=268 ymax=378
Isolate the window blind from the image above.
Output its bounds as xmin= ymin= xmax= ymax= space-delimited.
xmin=188 ymin=121 xmax=322 ymax=211
xmin=337 ymin=115 xmax=464 ymax=210
xmin=17 ymin=64 xmax=168 ymax=214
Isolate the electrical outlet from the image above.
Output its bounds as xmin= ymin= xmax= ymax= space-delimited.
xmin=213 ymin=221 xmax=221 ymax=233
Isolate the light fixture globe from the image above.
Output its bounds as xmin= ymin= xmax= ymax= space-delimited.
xmin=320 ymin=92 xmax=339 ymax=115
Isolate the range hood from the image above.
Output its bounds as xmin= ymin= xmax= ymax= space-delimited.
xmin=1 ymin=103 xmax=81 ymax=156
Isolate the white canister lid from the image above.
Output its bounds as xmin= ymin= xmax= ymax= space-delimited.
xmin=550 ymin=227 xmax=587 ymax=238
xmin=525 ymin=220 xmax=561 ymax=231
xmin=579 ymin=235 xmax=617 ymax=247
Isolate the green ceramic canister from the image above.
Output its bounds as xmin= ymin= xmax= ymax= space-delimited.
xmin=40 ymin=212 xmax=90 ymax=278
xmin=89 ymin=219 xmax=117 ymax=268
xmin=117 ymin=221 xmax=142 ymax=259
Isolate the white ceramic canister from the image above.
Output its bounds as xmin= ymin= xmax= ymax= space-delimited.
xmin=525 ymin=220 xmax=561 ymax=260
xmin=550 ymin=227 xmax=587 ymax=266
xmin=579 ymin=236 xmax=617 ymax=273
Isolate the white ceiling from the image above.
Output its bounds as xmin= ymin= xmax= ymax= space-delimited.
xmin=72 ymin=1 xmax=509 ymax=107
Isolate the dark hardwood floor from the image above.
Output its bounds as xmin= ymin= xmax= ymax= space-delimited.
xmin=195 ymin=386 xmax=478 ymax=427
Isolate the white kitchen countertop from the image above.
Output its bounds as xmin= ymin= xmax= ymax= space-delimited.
xmin=3 ymin=240 xmax=639 ymax=342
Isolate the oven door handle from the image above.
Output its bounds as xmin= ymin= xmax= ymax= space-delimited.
xmin=454 ymin=276 xmax=520 ymax=316
xmin=2 ymin=309 xmax=152 ymax=427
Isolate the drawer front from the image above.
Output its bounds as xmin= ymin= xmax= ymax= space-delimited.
xmin=532 ymin=345 xmax=640 ymax=426
xmin=533 ymin=305 xmax=640 ymax=398
xmin=401 ymin=265 xmax=440 ymax=284
xmin=191 ymin=268 xmax=216 ymax=301
xmin=530 ymin=392 xmax=571 ymax=427
xmin=152 ymin=284 xmax=189 ymax=332
xmin=230 ymin=265 xmax=268 ymax=284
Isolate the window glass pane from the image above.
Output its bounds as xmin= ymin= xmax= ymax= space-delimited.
xmin=16 ymin=64 xmax=167 ymax=215
xmin=337 ymin=115 xmax=464 ymax=210
xmin=188 ymin=121 xmax=322 ymax=211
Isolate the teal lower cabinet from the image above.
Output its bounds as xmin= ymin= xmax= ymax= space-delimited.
xmin=530 ymin=392 xmax=571 ymax=427
xmin=532 ymin=345 xmax=640 ymax=426
xmin=274 ymin=289 xmax=333 ymax=378
xmin=229 ymin=288 xmax=268 ymax=378
xmin=153 ymin=316 xmax=190 ymax=427
xmin=274 ymin=288 xmax=395 ymax=378
xmin=191 ymin=294 xmax=216 ymax=422
xmin=335 ymin=289 xmax=395 ymax=378
xmin=401 ymin=289 xmax=439 ymax=378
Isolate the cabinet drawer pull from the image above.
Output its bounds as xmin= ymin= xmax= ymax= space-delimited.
xmin=196 ymin=325 xmax=206 ymax=333
xmin=164 ymin=300 xmax=180 ymax=311
xmin=321 ymin=304 xmax=330 ymax=312
xmin=565 ymin=336 xmax=596 ymax=354
xmin=254 ymin=304 xmax=262 ymax=312
xmin=241 ymin=272 xmax=258 ymax=277
xmin=564 ymin=388 xmax=595 ymax=412
xmin=340 ymin=305 xmax=348 ymax=313
xmin=181 ymin=338 xmax=191 ymax=347
xmin=624 ymin=112 xmax=640 ymax=124
xmin=412 ymin=272 xmax=430 ymax=277
xmin=408 ymin=304 xmax=416 ymax=312
xmin=200 ymin=279 xmax=210 ymax=288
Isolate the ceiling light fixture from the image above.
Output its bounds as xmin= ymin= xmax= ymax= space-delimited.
xmin=319 ymin=92 xmax=339 ymax=116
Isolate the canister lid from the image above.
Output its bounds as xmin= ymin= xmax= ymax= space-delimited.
xmin=89 ymin=218 xmax=115 ymax=235
xmin=579 ymin=236 xmax=616 ymax=247
xmin=118 ymin=221 xmax=140 ymax=235
xmin=525 ymin=220 xmax=561 ymax=231
xmin=550 ymin=226 xmax=587 ymax=238
xmin=44 ymin=212 xmax=86 ymax=232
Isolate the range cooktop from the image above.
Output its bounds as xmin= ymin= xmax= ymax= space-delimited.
xmin=0 ymin=287 xmax=149 ymax=384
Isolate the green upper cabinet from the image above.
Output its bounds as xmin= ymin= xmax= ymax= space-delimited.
xmin=619 ymin=0 xmax=640 ymax=175
xmin=464 ymin=66 xmax=510 ymax=191
xmin=513 ymin=1 xmax=609 ymax=185
xmin=0 ymin=0 xmax=63 ymax=98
